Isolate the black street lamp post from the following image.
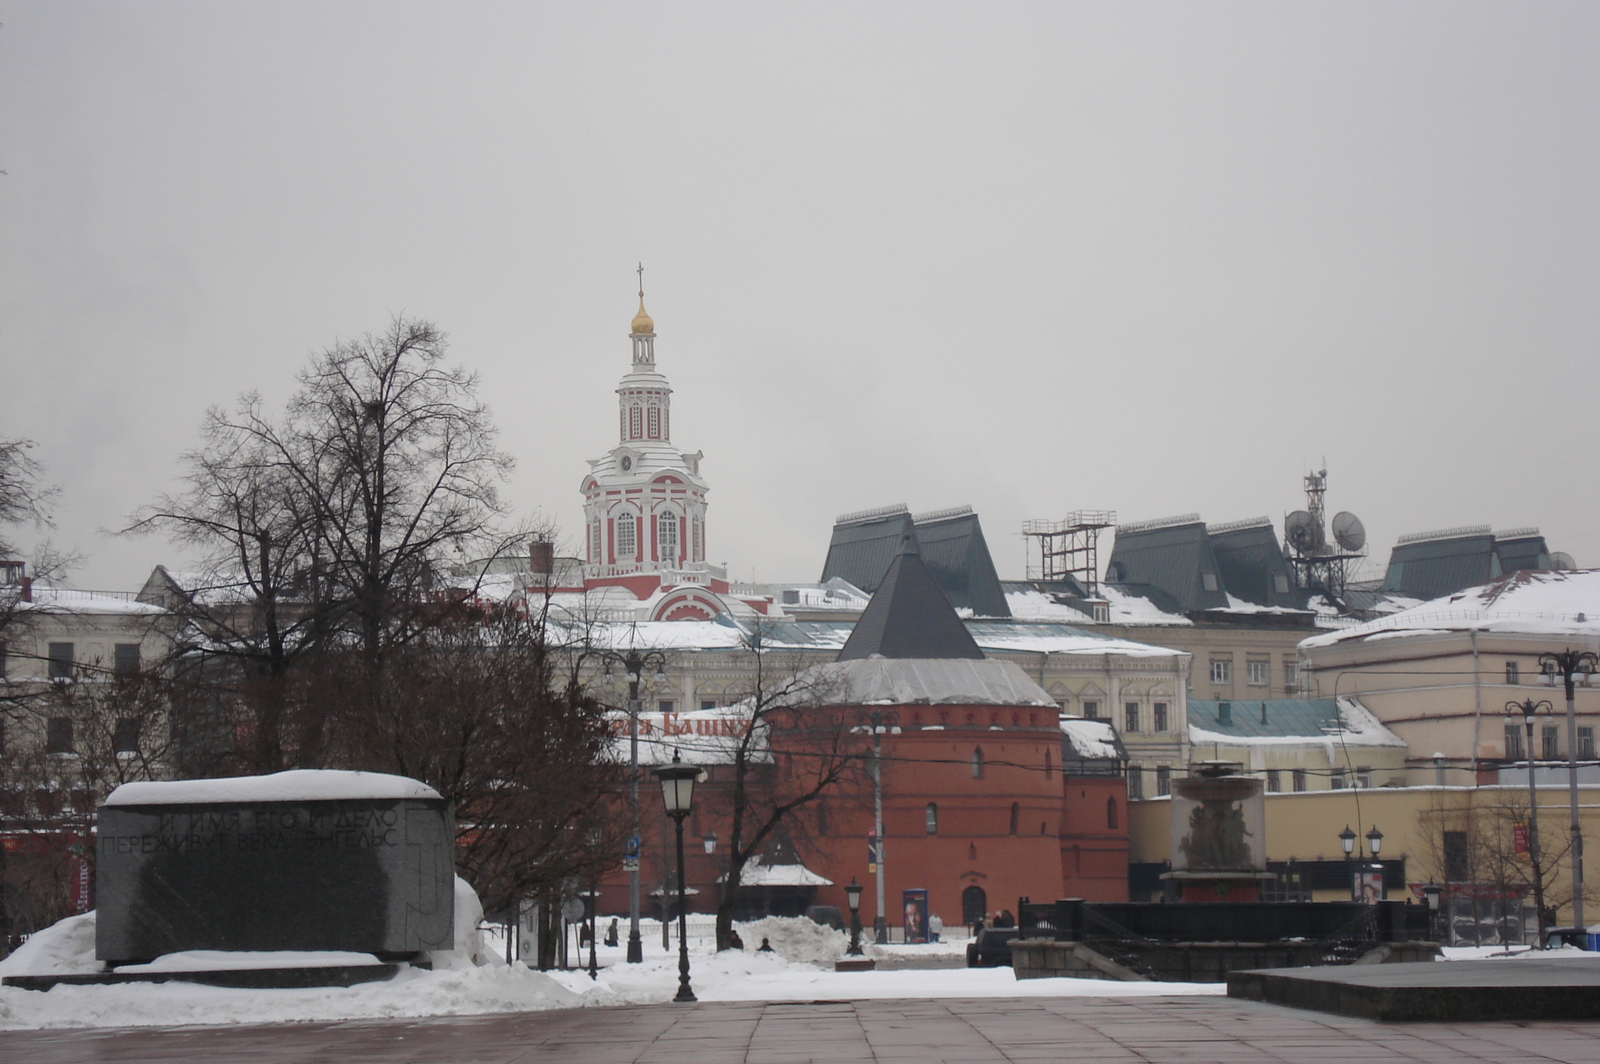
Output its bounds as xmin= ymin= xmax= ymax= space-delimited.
xmin=845 ymin=878 xmax=865 ymax=956
xmin=598 ymin=636 xmax=669 ymax=964
xmin=1539 ymin=648 xmax=1597 ymax=937
xmin=655 ymin=750 xmax=700 ymax=1003
xmin=1508 ymin=697 xmax=1553 ymax=947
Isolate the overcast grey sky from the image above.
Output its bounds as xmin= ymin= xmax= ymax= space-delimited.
xmin=2 ymin=2 xmax=1596 ymax=591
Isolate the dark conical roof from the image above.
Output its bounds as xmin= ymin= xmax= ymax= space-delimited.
xmin=837 ymin=536 xmax=985 ymax=661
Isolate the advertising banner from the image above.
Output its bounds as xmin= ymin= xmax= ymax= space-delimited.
xmin=902 ymin=887 xmax=929 ymax=943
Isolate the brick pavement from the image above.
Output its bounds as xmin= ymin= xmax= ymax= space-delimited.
xmin=3 ymin=995 xmax=1599 ymax=1063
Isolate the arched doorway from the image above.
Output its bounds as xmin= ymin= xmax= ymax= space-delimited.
xmin=961 ymin=885 xmax=987 ymax=926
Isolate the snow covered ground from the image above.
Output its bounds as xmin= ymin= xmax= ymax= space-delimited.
xmin=0 ymin=910 xmax=1218 ymax=1031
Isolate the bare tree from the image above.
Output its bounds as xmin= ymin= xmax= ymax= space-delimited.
xmin=128 ymin=318 xmax=522 ymax=771
xmin=696 ymin=622 xmax=864 ymax=951
xmin=317 ymin=596 xmax=624 ymax=921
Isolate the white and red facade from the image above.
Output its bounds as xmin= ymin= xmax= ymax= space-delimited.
xmin=578 ymin=295 xmax=772 ymax=621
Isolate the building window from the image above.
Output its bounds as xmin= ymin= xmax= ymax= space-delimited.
xmin=616 ymin=512 xmax=636 ymax=560
xmin=971 ymin=747 xmax=984 ymax=779
xmin=629 ymin=405 xmax=642 ymax=439
xmin=1044 ymin=748 xmax=1053 ymax=780
xmin=1127 ymin=767 xmax=1144 ymax=800
xmin=1356 ymin=766 xmax=1372 ymax=789
xmin=692 ymin=517 xmax=702 ymax=561
xmin=1210 ymin=659 xmax=1231 ymax=685
xmin=1273 ymin=574 xmax=1290 ymax=594
xmin=1283 ymin=659 xmax=1299 ymax=692
xmin=114 ymin=644 xmax=141 ymax=678
xmin=1580 ymin=727 xmax=1596 ymax=761
xmin=1292 ymin=768 xmax=1307 ymax=792
xmin=1153 ymin=702 xmax=1169 ymax=732
xmin=1247 ymin=660 xmax=1269 ymax=687
xmin=647 ymin=405 xmax=660 ymax=439
xmin=1443 ymin=831 xmax=1469 ymax=882
xmin=113 ymin=718 xmax=140 ymax=755
xmin=925 ymin=802 xmax=938 ymax=834
xmin=1124 ymin=703 xmax=1140 ymax=733
xmin=590 ymin=521 xmax=601 ymax=562
xmin=46 ymin=717 xmax=74 ymax=754
xmin=1505 ymin=661 xmax=1520 ymax=685
xmin=1009 ymin=802 xmax=1019 ymax=835
xmin=1155 ymin=766 xmax=1171 ymax=797
xmin=1201 ymin=573 xmax=1219 ymax=592
xmin=1082 ymin=701 xmax=1099 ymax=720
xmin=1506 ymin=724 xmax=1525 ymax=760
xmin=1106 ymin=796 xmax=1118 ymax=829
xmin=48 ymin=642 xmax=75 ymax=682
xmin=658 ymin=512 xmax=678 ymax=564
xmin=700 ymin=699 xmax=717 ymax=711
xmin=1543 ymin=725 xmax=1561 ymax=761
xmin=658 ymin=700 xmax=675 ymax=714
xmin=1092 ymin=602 xmax=1110 ymax=623
xmin=1266 ymin=770 xmax=1281 ymax=793
xmin=1330 ymin=768 xmax=1346 ymax=790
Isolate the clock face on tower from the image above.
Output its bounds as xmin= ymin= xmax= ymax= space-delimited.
xmin=620 ymin=455 xmax=633 ymax=472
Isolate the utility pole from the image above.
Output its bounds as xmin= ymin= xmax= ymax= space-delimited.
xmin=599 ymin=631 xmax=668 ymax=963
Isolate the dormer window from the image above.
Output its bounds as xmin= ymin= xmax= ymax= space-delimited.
xmin=1201 ymin=573 xmax=1219 ymax=592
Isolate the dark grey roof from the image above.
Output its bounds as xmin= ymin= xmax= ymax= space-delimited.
xmin=1187 ymin=699 xmax=1345 ymax=738
xmin=1103 ymin=517 xmax=1227 ymax=613
xmin=819 ymin=507 xmax=915 ymax=597
xmin=837 ymin=537 xmax=986 ymax=661
xmin=1494 ymin=531 xmax=1550 ymax=576
xmin=821 ymin=505 xmax=1010 ymax=617
xmin=1382 ymin=530 xmax=1499 ymax=600
xmin=1206 ymin=521 xmax=1307 ymax=610
xmin=912 ymin=510 xmax=1010 ymax=618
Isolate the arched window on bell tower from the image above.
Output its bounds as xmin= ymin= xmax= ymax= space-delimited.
xmin=658 ymin=511 xmax=679 ymax=565
xmin=629 ymin=405 xmax=642 ymax=440
xmin=616 ymin=512 xmax=636 ymax=561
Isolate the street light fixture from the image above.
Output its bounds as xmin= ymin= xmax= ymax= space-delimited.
xmin=703 ymin=831 xmax=717 ymax=855
xmin=1538 ymin=648 xmax=1598 ymax=936
xmin=597 ymin=631 xmax=670 ymax=963
xmin=844 ymin=878 xmax=865 ymax=957
xmin=1365 ymin=826 xmax=1383 ymax=858
xmin=1508 ymin=696 xmax=1553 ymax=947
xmin=1339 ymin=825 xmax=1357 ymax=858
xmin=655 ymin=750 xmax=700 ymax=1003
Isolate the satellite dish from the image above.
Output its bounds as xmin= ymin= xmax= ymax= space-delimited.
xmin=1332 ymin=512 xmax=1366 ymax=553
xmin=1550 ymin=551 xmax=1577 ymax=571
xmin=1284 ymin=511 xmax=1316 ymax=553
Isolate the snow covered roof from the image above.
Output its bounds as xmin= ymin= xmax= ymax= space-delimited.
xmin=104 ymin=770 xmax=441 ymax=806
xmin=1060 ymin=718 xmax=1126 ymax=761
xmin=13 ymin=586 xmax=167 ymax=617
xmin=963 ymin=621 xmax=1186 ymax=658
xmin=720 ymin=855 xmax=832 ymax=887
xmin=1301 ymin=569 xmax=1600 ymax=649
xmin=816 ymin=657 xmax=1056 ymax=707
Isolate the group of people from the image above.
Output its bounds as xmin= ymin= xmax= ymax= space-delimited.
xmin=971 ymin=909 xmax=1016 ymax=934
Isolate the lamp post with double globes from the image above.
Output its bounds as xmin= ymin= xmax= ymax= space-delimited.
xmin=1508 ymin=697 xmax=1553 ymax=946
xmin=654 ymin=750 xmax=701 ymax=1003
xmin=845 ymin=878 xmax=865 ymax=957
xmin=598 ymin=634 xmax=669 ymax=964
xmin=1538 ymin=648 xmax=1598 ymax=936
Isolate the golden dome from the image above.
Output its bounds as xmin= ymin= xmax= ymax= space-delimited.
xmin=630 ymin=295 xmax=655 ymax=335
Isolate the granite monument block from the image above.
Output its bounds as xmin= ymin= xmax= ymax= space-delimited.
xmin=96 ymin=770 xmax=454 ymax=965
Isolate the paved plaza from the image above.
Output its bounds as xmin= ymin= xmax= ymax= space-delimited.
xmin=4 ymin=995 xmax=1600 ymax=1063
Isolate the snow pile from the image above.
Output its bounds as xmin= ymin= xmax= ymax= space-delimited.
xmin=115 ymin=951 xmax=381 ymax=974
xmin=0 ymin=913 xmax=100 ymax=978
xmin=736 ymin=916 xmax=850 ymax=965
xmin=425 ymin=876 xmax=495 ymax=970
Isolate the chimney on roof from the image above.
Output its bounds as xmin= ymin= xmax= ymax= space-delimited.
xmin=20 ymin=576 xmax=31 ymax=603
xmin=1260 ymin=702 xmax=1268 ymax=724
xmin=529 ymin=540 xmax=554 ymax=575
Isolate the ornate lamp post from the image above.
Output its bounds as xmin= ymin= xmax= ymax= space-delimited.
xmin=655 ymin=751 xmax=700 ymax=1003
xmin=1508 ymin=697 xmax=1553 ymax=946
xmin=1539 ymin=648 xmax=1597 ymax=937
xmin=845 ymin=878 xmax=865 ymax=956
xmin=598 ymin=633 xmax=669 ymax=963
